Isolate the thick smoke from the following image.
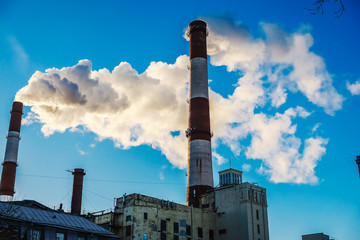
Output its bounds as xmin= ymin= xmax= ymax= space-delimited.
xmin=16 ymin=17 xmax=344 ymax=183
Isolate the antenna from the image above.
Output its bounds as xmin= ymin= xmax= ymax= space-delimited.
xmin=229 ymin=157 xmax=231 ymax=169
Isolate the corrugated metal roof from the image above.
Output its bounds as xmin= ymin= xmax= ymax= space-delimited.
xmin=0 ymin=201 xmax=120 ymax=238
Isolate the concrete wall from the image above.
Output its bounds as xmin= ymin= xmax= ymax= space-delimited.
xmin=93 ymin=183 xmax=269 ymax=240
xmin=100 ymin=193 xmax=216 ymax=240
xmin=214 ymin=183 xmax=269 ymax=240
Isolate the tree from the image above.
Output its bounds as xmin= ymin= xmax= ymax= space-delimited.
xmin=306 ymin=0 xmax=345 ymax=17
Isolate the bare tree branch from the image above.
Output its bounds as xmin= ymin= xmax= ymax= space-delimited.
xmin=305 ymin=0 xmax=345 ymax=18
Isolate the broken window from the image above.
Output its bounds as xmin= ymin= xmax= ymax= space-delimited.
xmin=56 ymin=232 xmax=65 ymax=240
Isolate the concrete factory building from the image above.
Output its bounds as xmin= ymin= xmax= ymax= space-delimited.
xmin=91 ymin=169 xmax=269 ymax=240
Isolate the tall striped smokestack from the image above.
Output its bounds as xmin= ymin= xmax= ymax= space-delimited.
xmin=0 ymin=101 xmax=23 ymax=201
xmin=71 ymin=168 xmax=85 ymax=215
xmin=186 ymin=20 xmax=213 ymax=207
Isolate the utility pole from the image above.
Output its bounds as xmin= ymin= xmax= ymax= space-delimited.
xmin=355 ymin=156 xmax=360 ymax=177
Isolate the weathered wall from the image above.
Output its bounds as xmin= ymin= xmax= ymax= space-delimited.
xmin=214 ymin=183 xmax=269 ymax=240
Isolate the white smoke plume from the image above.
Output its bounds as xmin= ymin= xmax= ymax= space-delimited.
xmin=346 ymin=80 xmax=360 ymax=95
xmin=16 ymin=17 xmax=343 ymax=183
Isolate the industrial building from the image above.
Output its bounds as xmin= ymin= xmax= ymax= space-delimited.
xmin=0 ymin=200 xmax=120 ymax=240
xmin=302 ymin=233 xmax=333 ymax=240
xmin=91 ymin=168 xmax=268 ymax=240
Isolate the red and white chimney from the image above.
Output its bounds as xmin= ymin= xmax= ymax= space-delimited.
xmin=71 ymin=168 xmax=85 ymax=215
xmin=186 ymin=20 xmax=214 ymax=207
xmin=0 ymin=101 xmax=23 ymax=201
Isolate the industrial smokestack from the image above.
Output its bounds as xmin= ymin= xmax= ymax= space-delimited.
xmin=186 ymin=20 xmax=213 ymax=207
xmin=71 ymin=168 xmax=85 ymax=215
xmin=0 ymin=101 xmax=23 ymax=201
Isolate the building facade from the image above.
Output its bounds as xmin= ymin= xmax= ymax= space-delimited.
xmin=91 ymin=168 xmax=269 ymax=240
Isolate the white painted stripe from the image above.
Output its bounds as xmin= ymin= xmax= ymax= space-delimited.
xmin=4 ymin=131 xmax=20 ymax=163
xmin=187 ymin=139 xmax=213 ymax=187
xmin=190 ymin=57 xmax=208 ymax=99
xmin=0 ymin=195 xmax=13 ymax=201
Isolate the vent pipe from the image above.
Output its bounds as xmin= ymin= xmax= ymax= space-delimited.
xmin=0 ymin=101 xmax=23 ymax=201
xmin=71 ymin=168 xmax=85 ymax=215
xmin=186 ymin=20 xmax=213 ymax=207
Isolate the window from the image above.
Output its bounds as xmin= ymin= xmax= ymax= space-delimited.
xmin=174 ymin=222 xmax=179 ymax=233
xmin=32 ymin=230 xmax=42 ymax=240
xmin=209 ymin=230 xmax=214 ymax=240
xmin=202 ymin=203 xmax=209 ymax=209
xmin=161 ymin=232 xmax=166 ymax=240
xmin=219 ymin=229 xmax=227 ymax=234
xmin=197 ymin=227 xmax=203 ymax=238
xmin=78 ymin=235 xmax=87 ymax=240
xmin=126 ymin=215 xmax=132 ymax=221
xmin=56 ymin=232 xmax=65 ymax=240
xmin=257 ymin=224 xmax=260 ymax=234
xmin=144 ymin=212 xmax=148 ymax=220
xmin=256 ymin=210 xmax=259 ymax=220
xmin=161 ymin=220 xmax=167 ymax=232
xmin=143 ymin=233 xmax=148 ymax=240
xmin=126 ymin=226 xmax=131 ymax=236
xmin=186 ymin=225 xmax=191 ymax=236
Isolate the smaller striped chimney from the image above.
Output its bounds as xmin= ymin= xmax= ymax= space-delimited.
xmin=0 ymin=101 xmax=23 ymax=201
xmin=71 ymin=168 xmax=85 ymax=215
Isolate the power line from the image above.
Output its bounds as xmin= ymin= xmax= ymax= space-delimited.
xmin=17 ymin=173 xmax=184 ymax=185
xmin=83 ymin=188 xmax=113 ymax=202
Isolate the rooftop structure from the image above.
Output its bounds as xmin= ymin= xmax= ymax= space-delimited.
xmin=0 ymin=200 xmax=120 ymax=239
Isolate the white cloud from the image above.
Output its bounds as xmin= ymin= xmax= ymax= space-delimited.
xmin=159 ymin=172 xmax=165 ymax=181
xmin=346 ymin=80 xmax=360 ymax=95
xmin=244 ymin=108 xmax=327 ymax=183
xmin=16 ymin=17 xmax=341 ymax=184
xmin=242 ymin=164 xmax=251 ymax=172
xmin=8 ymin=35 xmax=29 ymax=69
xmin=76 ymin=144 xmax=88 ymax=155
xmin=213 ymin=152 xmax=227 ymax=165
xmin=205 ymin=18 xmax=343 ymax=114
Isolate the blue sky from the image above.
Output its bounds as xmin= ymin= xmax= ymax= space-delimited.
xmin=1 ymin=0 xmax=360 ymax=239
